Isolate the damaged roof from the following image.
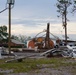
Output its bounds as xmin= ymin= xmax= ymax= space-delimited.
xmin=11 ymin=39 xmax=24 ymax=45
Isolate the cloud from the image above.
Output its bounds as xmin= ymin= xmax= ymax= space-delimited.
xmin=5 ymin=18 xmax=76 ymax=37
xmin=0 ymin=0 xmax=76 ymax=40
xmin=7 ymin=24 xmax=46 ymax=36
xmin=11 ymin=17 xmax=59 ymax=26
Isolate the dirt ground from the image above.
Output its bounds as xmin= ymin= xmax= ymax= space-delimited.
xmin=7 ymin=67 xmax=76 ymax=75
xmin=7 ymin=60 xmax=76 ymax=75
xmin=1 ymin=58 xmax=76 ymax=75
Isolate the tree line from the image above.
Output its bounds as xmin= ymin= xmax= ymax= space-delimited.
xmin=0 ymin=25 xmax=31 ymax=46
xmin=0 ymin=0 xmax=76 ymax=46
xmin=56 ymin=0 xmax=76 ymax=44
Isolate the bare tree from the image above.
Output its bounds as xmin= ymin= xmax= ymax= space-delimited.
xmin=72 ymin=0 xmax=76 ymax=12
xmin=56 ymin=0 xmax=72 ymax=45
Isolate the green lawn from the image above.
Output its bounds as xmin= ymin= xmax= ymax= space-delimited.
xmin=0 ymin=57 xmax=76 ymax=74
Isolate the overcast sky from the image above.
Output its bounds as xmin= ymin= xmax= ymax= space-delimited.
xmin=0 ymin=0 xmax=76 ymax=40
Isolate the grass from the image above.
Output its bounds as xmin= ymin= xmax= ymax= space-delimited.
xmin=0 ymin=73 xmax=4 ymax=75
xmin=0 ymin=57 xmax=76 ymax=74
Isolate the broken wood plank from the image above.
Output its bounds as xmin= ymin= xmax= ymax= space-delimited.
xmin=5 ymin=54 xmax=36 ymax=63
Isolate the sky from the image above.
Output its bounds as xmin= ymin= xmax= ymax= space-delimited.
xmin=0 ymin=0 xmax=76 ymax=40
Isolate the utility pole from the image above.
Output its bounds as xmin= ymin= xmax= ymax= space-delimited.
xmin=8 ymin=3 xmax=11 ymax=54
xmin=7 ymin=0 xmax=15 ymax=54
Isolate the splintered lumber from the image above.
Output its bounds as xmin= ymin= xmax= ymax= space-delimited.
xmin=5 ymin=55 xmax=36 ymax=63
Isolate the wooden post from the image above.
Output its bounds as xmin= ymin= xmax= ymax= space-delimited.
xmin=45 ymin=23 xmax=50 ymax=49
xmin=8 ymin=3 xmax=11 ymax=54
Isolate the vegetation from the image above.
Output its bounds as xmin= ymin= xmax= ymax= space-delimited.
xmin=56 ymin=0 xmax=76 ymax=44
xmin=72 ymin=0 xmax=76 ymax=12
xmin=0 ymin=25 xmax=31 ymax=48
xmin=56 ymin=0 xmax=76 ymax=23
xmin=0 ymin=57 xmax=76 ymax=74
xmin=0 ymin=25 xmax=8 ymax=43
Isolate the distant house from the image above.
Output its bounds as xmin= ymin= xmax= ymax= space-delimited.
xmin=10 ymin=39 xmax=24 ymax=48
xmin=0 ymin=39 xmax=24 ymax=48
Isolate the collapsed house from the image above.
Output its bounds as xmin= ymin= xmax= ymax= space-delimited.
xmin=27 ymin=23 xmax=61 ymax=51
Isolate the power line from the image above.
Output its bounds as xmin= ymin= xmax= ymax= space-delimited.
xmin=0 ymin=1 xmax=8 ymax=13
xmin=0 ymin=8 xmax=7 ymax=13
xmin=0 ymin=0 xmax=15 ymax=13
